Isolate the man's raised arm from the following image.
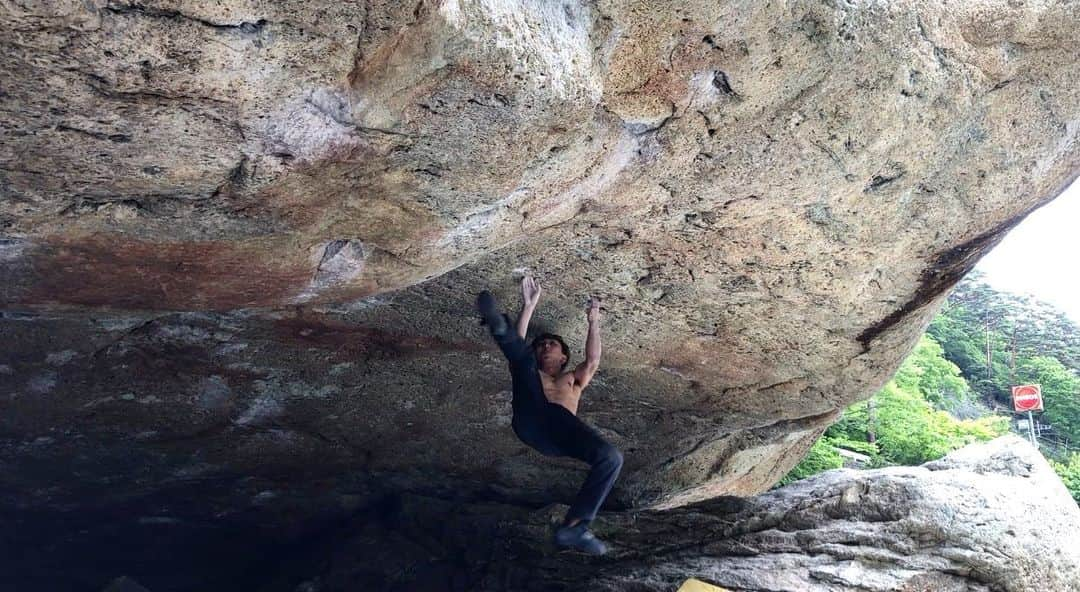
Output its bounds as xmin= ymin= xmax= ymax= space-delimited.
xmin=574 ymin=297 xmax=601 ymax=388
xmin=516 ymin=275 xmax=541 ymax=339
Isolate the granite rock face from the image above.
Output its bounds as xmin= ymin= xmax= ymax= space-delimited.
xmin=25 ymin=436 xmax=1071 ymax=591
xmin=286 ymin=437 xmax=1080 ymax=592
xmin=1 ymin=2 xmax=1079 ymax=586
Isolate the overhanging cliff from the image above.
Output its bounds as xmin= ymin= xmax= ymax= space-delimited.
xmin=2 ymin=1 xmax=1079 ymax=589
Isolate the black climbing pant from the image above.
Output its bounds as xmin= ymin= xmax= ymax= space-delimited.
xmin=491 ymin=328 xmax=623 ymax=524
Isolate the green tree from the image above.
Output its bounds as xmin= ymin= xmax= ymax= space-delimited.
xmin=783 ymin=272 xmax=1078 ymax=487
xmin=784 ymin=332 xmax=1008 ymax=483
xmin=893 ymin=335 xmax=972 ymax=410
xmin=1015 ymin=356 xmax=1080 ymax=444
xmin=872 ymin=381 xmax=1006 ymax=465
xmin=1050 ymin=453 xmax=1080 ymax=504
xmin=779 ymin=437 xmax=844 ymax=486
xmin=927 ymin=273 xmax=1080 ymax=445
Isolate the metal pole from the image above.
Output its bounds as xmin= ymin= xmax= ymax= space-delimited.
xmin=1009 ymin=326 xmax=1016 ymax=386
xmin=1027 ymin=410 xmax=1037 ymax=448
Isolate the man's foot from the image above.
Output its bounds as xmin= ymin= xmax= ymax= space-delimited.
xmin=553 ymin=522 xmax=608 ymax=555
xmin=476 ymin=291 xmax=509 ymax=337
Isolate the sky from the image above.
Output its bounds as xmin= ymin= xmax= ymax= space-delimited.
xmin=974 ymin=179 xmax=1080 ymax=324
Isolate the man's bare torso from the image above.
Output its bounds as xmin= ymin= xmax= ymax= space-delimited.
xmin=539 ymin=370 xmax=583 ymax=415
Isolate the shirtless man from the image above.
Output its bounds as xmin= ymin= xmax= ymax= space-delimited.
xmin=477 ymin=276 xmax=623 ymax=555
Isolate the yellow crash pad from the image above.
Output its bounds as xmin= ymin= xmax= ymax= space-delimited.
xmin=677 ymin=579 xmax=730 ymax=592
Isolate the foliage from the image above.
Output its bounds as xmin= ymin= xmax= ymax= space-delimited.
xmin=928 ymin=273 xmax=1080 ymax=445
xmin=941 ymin=271 xmax=1080 ymax=372
xmin=1050 ymin=453 xmax=1080 ymax=504
xmin=779 ymin=436 xmax=844 ymax=486
xmin=893 ymin=335 xmax=973 ymax=410
xmin=826 ymin=435 xmax=878 ymax=457
xmin=1015 ymin=356 xmax=1080 ymax=443
xmin=780 ymin=272 xmax=1078 ymax=497
xmin=872 ymin=381 xmax=1008 ymax=465
xmin=782 ymin=335 xmax=1008 ymax=483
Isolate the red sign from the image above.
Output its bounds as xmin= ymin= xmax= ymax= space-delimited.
xmin=1012 ymin=384 xmax=1044 ymax=412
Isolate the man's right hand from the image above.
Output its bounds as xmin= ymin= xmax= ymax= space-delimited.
xmin=586 ymin=296 xmax=601 ymax=323
xmin=521 ymin=275 xmax=541 ymax=307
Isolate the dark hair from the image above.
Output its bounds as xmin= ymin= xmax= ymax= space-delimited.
xmin=532 ymin=333 xmax=570 ymax=371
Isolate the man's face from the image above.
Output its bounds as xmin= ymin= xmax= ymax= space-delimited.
xmin=534 ymin=338 xmax=567 ymax=368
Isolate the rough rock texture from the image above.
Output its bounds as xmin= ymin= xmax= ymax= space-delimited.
xmin=14 ymin=437 xmax=1079 ymax=591
xmin=1 ymin=1 xmax=1079 ymax=587
xmin=279 ymin=437 xmax=1080 ymax=592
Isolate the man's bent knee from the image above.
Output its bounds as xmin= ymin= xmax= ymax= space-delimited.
xmin=596 ymin=444 xmax=623 ymax=469
xmin=610 ymin=448 xmax=624 ymax=470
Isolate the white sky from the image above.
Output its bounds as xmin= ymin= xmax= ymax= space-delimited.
xmin=974 ymin=179 xmax=1080 ymax=324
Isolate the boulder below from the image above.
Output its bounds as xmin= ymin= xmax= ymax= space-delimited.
xmin=290 ymin=436 xmax=1079 ymax=592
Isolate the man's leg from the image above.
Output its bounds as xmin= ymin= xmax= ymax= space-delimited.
xmin=477 ymin=291 xmax=532 ymax=364
xmin=551 ymin=409 xmax=623 ymax=524
xmin=545 ymin=406 xmax=623 ymax=553
xmin=477 ymin=290 xmax=553 ymax=447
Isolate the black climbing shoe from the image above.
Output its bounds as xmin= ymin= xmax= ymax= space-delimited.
xmin=476 ymin=290 xmax=509 ymax=337
xmin=554 ymin=522 xmax=608 ymax=555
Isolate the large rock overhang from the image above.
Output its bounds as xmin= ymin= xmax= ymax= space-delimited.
xmin=1 ymin=0 xmax=1078 ymax=518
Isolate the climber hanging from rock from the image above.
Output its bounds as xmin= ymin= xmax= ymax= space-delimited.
xmin=476 ymin=275 xmax=623 ymax=555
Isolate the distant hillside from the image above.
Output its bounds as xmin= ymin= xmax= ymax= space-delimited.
xmin=929 ymin=271 xmax=1080 ymax=447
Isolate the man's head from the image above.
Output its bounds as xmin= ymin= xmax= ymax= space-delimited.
xmin=532 ymin=333 xmax=570 ymax=372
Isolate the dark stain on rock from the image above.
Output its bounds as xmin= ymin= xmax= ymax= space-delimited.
xmin=211 ymin=155 xmax=250 ymax=199
xmin=798 ymin=14 xmax=827 ymax=43
xmin=55 ymin=124 xmax=131 ymax=143
xmin=105 ymin=3 xmax=267 ymax=36
xmin=712 ymin=70 xmax=740 ymax=98
xmin=864 ymin=162 xmax=906 ymax=193
xmin=22 ymin=236 xmax=309 ymax=310
xmin=312 ymin=239 xmax=366 ymax=287
xmin=857 ymin=211 xmax=1031 ymax=349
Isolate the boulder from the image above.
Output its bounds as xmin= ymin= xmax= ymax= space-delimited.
xmin=1 ymin=1 xmax=1078 ymax=588
xmin=293 ymin=436 xmax=1080 ymax=592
